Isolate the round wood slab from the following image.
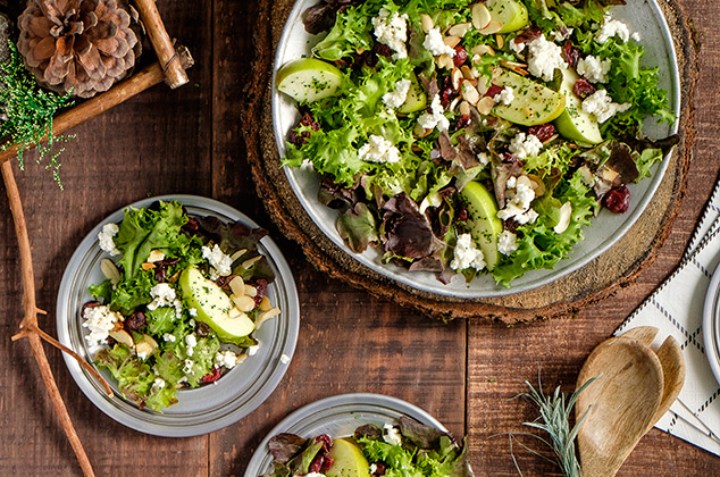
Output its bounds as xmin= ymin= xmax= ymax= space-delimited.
xmin=242 ymin=0 xmax=697 ymax=322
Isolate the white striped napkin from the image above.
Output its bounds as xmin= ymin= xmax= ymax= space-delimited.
xmin=614 ymin=179 xmax=720 ymax=455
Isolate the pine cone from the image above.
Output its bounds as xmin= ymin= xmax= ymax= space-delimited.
xmin=17 ymin=0 xmax=142 ymax=98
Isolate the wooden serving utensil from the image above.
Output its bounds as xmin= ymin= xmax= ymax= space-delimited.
xmin=621 ymin=327 xmax=686 ymax=432
xmin=576 ymin=337 xmax=664 ymax=477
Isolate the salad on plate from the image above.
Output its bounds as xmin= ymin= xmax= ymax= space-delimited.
xmin=276 ymin=0 xmax=677 ymax=286
xmin=82 ymin=200 xmax=281 ymax=412
xmin=264 ymin=416 xmax=473 ymax=477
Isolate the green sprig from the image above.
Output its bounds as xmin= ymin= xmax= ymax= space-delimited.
xmin=0 ymin=40 xmax=74 ymax=188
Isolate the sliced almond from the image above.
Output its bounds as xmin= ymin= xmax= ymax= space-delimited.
xmin=230 ymin=249 xmax=247 ymax=262
xmin=229 ymin=276 xmax=245 ymax=297
xmin=135 ymin=341 xmax=155 ymax=360
xmin=413 ymin=124 xmax=433 ymax=138
xmin=241 ymin=255 xmax=262 ymax=270
xmin=471 ymin=44 xmax=495 ymax=57
xmin=258 ymin=295 xmax=272 ymax=312
xmin=147 ymin=250 xmax=165 ymax=263
xmin=244 ymin=284 xmax=258 ymax=298
xmin=435 ymin=54 xmax=454 ymax=70
xmin=141 ymin=262 xmax=155 ymax=271
xmin=443 ymin=35 xmax=461 ymax=49
xmin=447 ymin=22 xmax=472 ymax=38
xmin=100 ymin=258 xmax=121 ymax=285
xmin=460 ymin=81 xmax=480 ymax=106
xmin=451 ymin=67 xmax=463 ymax=90
xmin=140 ymin=333 xmax=159 ymax=350
xmin=495 ymin=34 xmax=504 ymax=49
xmin=232 ymin=294 xmax=256 ymax=312
xmin=476 ymin=96 xmax=495 ymax=115
xmin=109 ymin=329 xmax=134 ymax=349
xmin=476 ymin=76 xmax=489 ymax=96
xmin=255 ymin=308 xmax=281 ymax=330
xmin=527 ymin=174 xmax=546 ymax=197
xmin=553 ymin=202 xmax=573 ymax=234
xmin=471 ymin=3 xmax=492 ymax=30
xmin=449 ymin=96 xmax=461 ymax=112
xmin=460 ymin=65 xmax=474 ymax=79
xmin=500 ymin=60 xmax=529 ymax=76
xmin=479 ymin=19 xmax=503 ymax=35
xmin=420 ymin=13 xmax=434 ymax=33
xmin=459 ymin=100 xmax=471 ymax=117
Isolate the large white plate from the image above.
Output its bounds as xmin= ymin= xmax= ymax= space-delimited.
xmin=272 ymin=1 xmax=680 ymax=298
xmin=56 ymin=195 xmax=300 ymax=436
xmin=244 ymin=393 xmax=450 ymax=477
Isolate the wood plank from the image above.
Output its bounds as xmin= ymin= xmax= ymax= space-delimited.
xmin=0 ymin=1 xmax=213 ymax=475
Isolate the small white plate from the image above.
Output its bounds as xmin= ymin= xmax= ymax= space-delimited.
xmin=703 ymin=259 xmax=720 ymax=386
xmin=56 ymin=195 xmax=300 ymax=436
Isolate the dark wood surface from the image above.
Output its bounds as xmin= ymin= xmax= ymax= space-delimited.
xmin=0 ymin=1 xmax=718 ymax=476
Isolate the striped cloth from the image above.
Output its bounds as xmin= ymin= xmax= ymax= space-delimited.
xmin=615 ymin=179 xmax=720 ymax=455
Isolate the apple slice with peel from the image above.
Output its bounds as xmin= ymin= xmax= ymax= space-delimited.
xmin=486 ymin=0 xmax=529 ymax=33
xmin=460 ymin=181 xmax=503 ymax=271
xmin=554 ymin=67 xmax=603 ymax=145
xmin=180 ymin=267 xmax=255 ymax=345
xmin=326 ymin=438 xmax=371 ymax=477
xmin=493 ymin=69 xmax=566 ymax=126
xmin=276 ymin=58 xmax=344 ymax=103
xmin=398 ymin=74 xmax=427 ymax=115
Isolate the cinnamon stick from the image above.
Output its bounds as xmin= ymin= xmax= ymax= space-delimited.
xmin=1 ymin=160 xmax=96 ymax=477
xmin=133 ymin=0 xmax=189 ymax=88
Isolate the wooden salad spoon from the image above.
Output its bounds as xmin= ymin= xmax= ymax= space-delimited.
xmin=621 ymin=327 xmax=686 ymax=432
xmin=575 ymin=336 xmax=664 ymax=477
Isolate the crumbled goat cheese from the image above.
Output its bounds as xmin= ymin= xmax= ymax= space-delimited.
xmin=147 ymin=249 xmax=165 ymax=263
xmin=549 ymin=28 xmax=573 ymax=43
xmin=477 ymin=152 xmax=490 ymax=167
xmin=202 ymin=244 xmax=233 ymax=277
xmin=185 ymin=334 xmax=197 ymax=357
xmin=417 ymin=94 xmax=450 ymax=132
xmin=509 ymin=39 xmax=525 ymax=55
xmin=280 ymin=353 xmax=291 ymax=364
xmin=162 ymin=333 xmax=176 ymax=343
xmin=369 ymin=464 xmax=378 ymax=475
xmin=498 ymin=230 xmax=519 ymax=256
xmin=147 ymin=283 xmax=183 ymax=318
xmin=595 ymin=15 xmax=630 ymax=43
xmin=509 ymin=132 xmax=544 ymax=159
xmin=188 ymin=307 xmax=198 ymax=317
xmin=493 ymin=86 xmax=514 ymax=106
xmin=581 ymin=89 xmax=631 ymax=123
xmin=383 ymin=423 xmax=403 ymax=446
xmin=304 ymin=473 xmax=327 ymax=477
xmin=577 ymin=55 xmax=611 ymax=84
xmin=631 ymin=31 xmax=641 ymax=42
xmin=359 ymin=135 xmax=402 ymax=164
xmin=497 ymin=176 xmax=539 ymax=225
xmin=215 ymin=350 xmax=239 ymax=369
xmin=526 ymin=35 xmax=567 ymax=82
xmin=450 ymin=233 xmax=487 ymax=272
xmin=152 ymin=378 xmax=166 ymax=393
xmin=423 ymin=27 xmax=455 ymax=57
xmin=372 ymin=8 xmax=409 ymax=59
xmin=183 ymin=359 xmax=194 ymax=375
xmin=82 ymin=305 xmax=122 ymax=348
xmin=383 ymin=78 xmax=411 ymax=109
xmin=248 ymin=344 xmax=260 ymax=356
xmin=98 ymin=223 xmax=121 ymax=257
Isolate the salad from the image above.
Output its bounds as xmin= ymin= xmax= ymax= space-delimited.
xmin=82 ymin=201 xmax=280 ymax=412
xmin=264 ymin=416 xmax=473 ymax=477
xmin=276 ymin=0 xmax=677 ymax=286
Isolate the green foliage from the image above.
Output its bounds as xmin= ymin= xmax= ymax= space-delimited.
xmin=0 ymin=41 xmax=74 ymax=188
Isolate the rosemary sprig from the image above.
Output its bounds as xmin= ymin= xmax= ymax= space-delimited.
xmin=0 ymin=41 xmax=74 ymax=188
xmin=516 ymin=376 xmax=598 ymax=477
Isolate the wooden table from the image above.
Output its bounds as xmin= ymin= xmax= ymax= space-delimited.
xmin=1 ymin=1 xmax=718 ymax=475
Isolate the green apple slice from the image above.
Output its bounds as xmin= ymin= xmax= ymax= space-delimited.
xmin=554 ymin=67 xmax=603 ymax=145
xmin=179 ymin=267 xmax=255 ymax=344
xmin=276 ymin=58 xmax=344 ymax=103
xmin=486 ymin=0 xmax=529 ymax=33
xmin=326 ymin=438 xmax=371 ymax=477
xmin=397 ymin=74 xmax=427 ymax=115
xmin=493 ymin=69 xmax=566 ymax=126
xmin=460 ymin=181 xmax=503 ymax=271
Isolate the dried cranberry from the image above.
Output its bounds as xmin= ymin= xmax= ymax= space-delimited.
xmin=182 ymin=217 xmax=200 ymax=234
xmin=195 ymin=321 xmax=211 ymax=337
xmin=484 ymin=84 xmax=503 ymax=98
xmin=308 ymin=455 xmax=324 ymax=473
xmin=316 ymin=434 xmax=333 ymax=452
xmin=603 ymin=185 xmax=631 ymax=213
xmin=456 ymin=208 xmax=469 ymax=222
xmin=455 ymin=114 xmax=471 ymax=129
xmin=561 ymin=41 xmax=580 ymax=68
xmin=374 ymin=42 xmax=393 ymax=58
xmin=528 ymin=124 xmax=556 ymax=142
xmin=252 ymin=279 xmax=269 ymax=306
xmin=441 ymin=86 xmax=455 ymax=109
xmin=125 ymin=311 xmax=146 ymax=331
xmin=201 ymin=367 xmax=222 ymax=384
xmin=573 ymin=78 xmax=596 ymax=100
xmin=322 ymin=456 xmax=335 ymax=472
xmin=374 ymin=462 xmax=387 ymax=475
xmin=514 ymin=26 xmax=542 ymax=44
xmin=288 ymin=112 xmax=321 ymax=146
xmin=453 ymin=45 xmax=468 ymax=67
